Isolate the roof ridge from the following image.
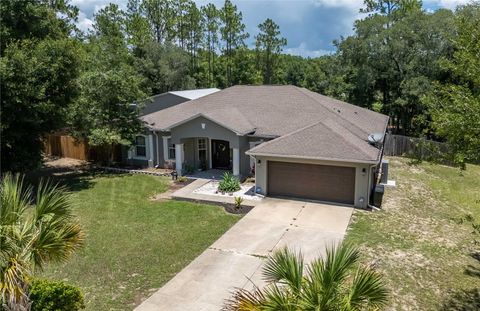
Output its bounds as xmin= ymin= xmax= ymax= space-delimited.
xmin=247 ymin=121 xmax=322 ymax=154
xmin=293 ymin=87 xmax=369 ymax=139
xmin=204 ymin=106 xmax=256 ymax=135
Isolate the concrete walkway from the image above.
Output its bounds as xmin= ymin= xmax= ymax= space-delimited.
xmin=135 ymin=198 xmax=353 ymax=311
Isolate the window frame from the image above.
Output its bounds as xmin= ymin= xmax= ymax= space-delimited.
xmin=197 ymin=138 xmax=207 ymax=166
xmin=134 ymin=135 xmax=147 ymax=159
xmin=168 ymin=138 xmax=176 ymax=160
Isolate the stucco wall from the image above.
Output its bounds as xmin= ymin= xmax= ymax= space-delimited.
xmin=171 ymin=116 xmax=240 ymax=148
xmin=170 ymin=116 xmax=252 ymax=175
xmin=140 ymin=93 xmax=189 ymax=116
xmin=253 ymin=155 xmax=375 ymax=208
xmin=124 ymin=129 xmax=157 ymax=168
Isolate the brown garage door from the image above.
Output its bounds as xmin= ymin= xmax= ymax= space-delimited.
xmin=267 ymin=161 xmax=355 ymax=204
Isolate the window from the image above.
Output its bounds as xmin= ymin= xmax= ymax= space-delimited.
xmin=135 ymin=135 xmax=146 ymax=157
xmin=198 ymin=138 xmax=207 ymax=168
xmin=168 ymin=138 xmax=176 ymax=159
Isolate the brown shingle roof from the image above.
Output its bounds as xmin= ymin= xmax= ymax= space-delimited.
xmin=246 ymin=119 xmax=381 ymax=163
xmin=141 ymin=85 xmax=389 ymax=162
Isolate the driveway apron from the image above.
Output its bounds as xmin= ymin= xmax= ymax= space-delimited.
xmin=135 ymin=198 xmax=353 ymax=311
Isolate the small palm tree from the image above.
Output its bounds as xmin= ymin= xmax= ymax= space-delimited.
xmin=224 ymin=243 xmax=388 ymax=311
xmin=0 ymin=174 xmax=85 ymax=310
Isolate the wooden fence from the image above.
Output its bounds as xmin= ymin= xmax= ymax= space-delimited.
xmin=43 ymin=133 xmax=122 ymax=163
xmin=383 ymin=134 xmax=449 ymax=159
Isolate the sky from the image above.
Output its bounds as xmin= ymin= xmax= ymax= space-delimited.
xmin=72 ymin=0 xmax=471 ymax=57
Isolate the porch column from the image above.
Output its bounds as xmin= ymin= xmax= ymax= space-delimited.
xmin=175 ymin=143 xmax=184 ymax=174
xmin=148 ymin=134 xmax=154 ymax=167
xmin=233 ymin=148 xmax=240 ymax=176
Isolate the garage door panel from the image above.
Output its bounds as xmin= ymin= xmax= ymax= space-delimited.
xmin=267 ymin=161 xmax=355 ymax=205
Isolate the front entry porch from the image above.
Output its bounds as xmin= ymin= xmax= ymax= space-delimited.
xmin=174 ymin=137 xmax=240 ymax=176
xmin=185 ymin=169 xmax=230 ymax=180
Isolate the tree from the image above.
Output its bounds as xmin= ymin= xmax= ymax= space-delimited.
xmin=336 ymin=4 xmax=455 ymax=135
xmin=185 ymin=1 xmax=203 ymax=74
xmin=426 ymin=3 xmax=480 ymax=167
xmin=255 ymin=18 xmax=287 ymax=84
xmin=0 ymin=0 xmax=78 ymax=52
xmin=68 ymin=4 xmax=146 ymax=161
xmin=135 ymin=41 xmax=195 ymax=94
xmin=141 ymin=0 xmax=176 ymax=43
xmin=0 ymin=0 xmax=81 ymax=172
xmin=230 ymin=47 xmax=262 ymax=85
xmin=220 ymin=0 xmax=249 ymax=86
xmin=224 ymin=243 xmax=388 ymax=310
xmin=125 ymin=0 xmax=152 ymax=51
xmin=0 ymin=174 xmax=84 ymax=309
xmin=201 ymin=3 xmax=220 ymax=87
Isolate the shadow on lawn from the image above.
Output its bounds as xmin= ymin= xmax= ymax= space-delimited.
xmin=441 ymin=288 xmax=480 ymax=311
xmin=464 ymin=252 xmax=480 ymax=278
xmin=26 ymin=164 xmax=129 ymax=193
xmin=440 ymin=252 xmax=480 ymax=311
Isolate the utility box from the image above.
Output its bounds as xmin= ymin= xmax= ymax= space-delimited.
xmin=380 ymin=159 xmax=389 ymax=184
xmin=373 ymin=184 xmax=385 ymax=207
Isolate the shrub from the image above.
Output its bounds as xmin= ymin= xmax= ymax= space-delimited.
xmin=177 ymin=176 xmax=188 ymax=183
xmin=182 ymin=163 xmax=194 ymax=175
xmin=218 ymin=172 xmax=241 ymax=193
xmin=234 ymin=196 xmax=244 ymax=209
xmin=30 ymin=279 xmax=85 ymax=311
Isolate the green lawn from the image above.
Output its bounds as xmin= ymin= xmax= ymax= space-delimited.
xmin=345 ymin=157 xmax=480 ymax=310
xmin=37 ymin=171 xmax=240 ymax=310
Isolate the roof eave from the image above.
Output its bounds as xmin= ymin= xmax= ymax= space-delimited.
xmin=245 ymin=151 xmax=379 ymax=165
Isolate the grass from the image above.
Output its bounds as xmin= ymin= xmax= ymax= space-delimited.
xmin=36 ymin=171 xmax=240 ymax=310
xmin=345 ymin=157 xmax=480 ymax=310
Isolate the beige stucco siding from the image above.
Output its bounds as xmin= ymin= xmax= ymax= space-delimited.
xmin=253 ymin=155 xmax=374 ymax=208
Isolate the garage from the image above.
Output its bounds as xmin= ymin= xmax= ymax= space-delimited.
xmin=267 ymin=161 xmax=356 ymax=205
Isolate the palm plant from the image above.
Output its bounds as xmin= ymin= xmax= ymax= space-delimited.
xmin=0 ymin=174 xmax=85 ymax=310
xmin=218 ymin=172 xmax=241 ymax=193
xmin=224 ymin=243 xmax=388 ymax=311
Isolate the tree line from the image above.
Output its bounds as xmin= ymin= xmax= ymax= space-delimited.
xmin=1 ymin=0 xmax=479 ymax=172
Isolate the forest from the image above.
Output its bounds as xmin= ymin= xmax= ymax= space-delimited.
xmin=1 ymin=0 xmax=479 ymax=171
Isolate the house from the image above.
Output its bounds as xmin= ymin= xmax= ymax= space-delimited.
xmin=126 ymin=88 xmax=219 ymax=166
xmin=130 ymin=85 xmax=388 ymax=208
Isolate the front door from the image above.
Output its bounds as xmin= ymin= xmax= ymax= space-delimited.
xmin=211 ymin=140 xmax=230 ymax=169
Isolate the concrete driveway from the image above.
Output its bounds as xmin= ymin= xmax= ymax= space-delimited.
xmin=135 ymin=198 xmax=353 ymax=311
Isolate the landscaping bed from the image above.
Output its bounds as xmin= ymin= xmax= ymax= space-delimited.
xmin=192 ymin=180 xmax=262 ymax=201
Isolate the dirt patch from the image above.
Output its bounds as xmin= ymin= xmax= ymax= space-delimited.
xmin=346 ymin=157 xmax=480 ymax=310
xmin=43 ymin=156 xmax=89 ymax=169
xmin=150 ymin=179 xmax=193 ymax=201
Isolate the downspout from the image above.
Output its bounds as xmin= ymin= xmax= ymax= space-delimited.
xmin=250 ymin=154 xmax=259 ymax=196
xmin=368 ymin=138 xmax=386 ymax=210
xmin=367 ymin=164 xmax=380 ymax=211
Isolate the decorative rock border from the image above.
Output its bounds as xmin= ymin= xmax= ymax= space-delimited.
xmin=100 ymin=166 xmax=173 ymax=177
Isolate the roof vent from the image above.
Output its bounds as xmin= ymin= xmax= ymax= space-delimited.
xmin=368 ymin=133 xmax=384 ymax=147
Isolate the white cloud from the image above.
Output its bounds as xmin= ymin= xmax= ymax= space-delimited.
xmin=424 ymin=0 xmax=471 ymax=9
xmin=284 ymin=42 xmax=333 ymax=58
xmin=312 ymin=0 xmax=363 ymax=9
xmin=76 ymin=11 xmax=94 ymax=32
